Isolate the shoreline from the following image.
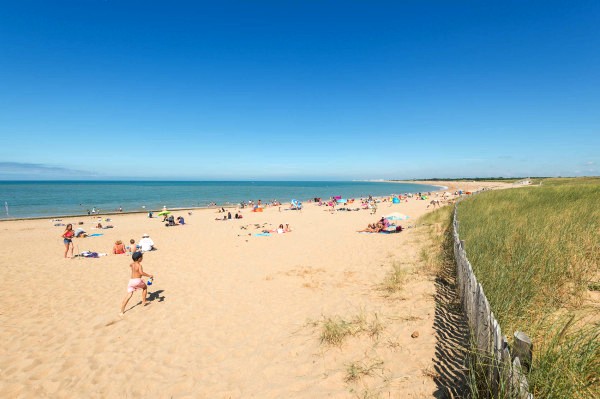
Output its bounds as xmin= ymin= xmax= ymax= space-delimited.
xmin=0 ymin=180 xmax=509 ymax=221
xmin=0 ymin=182 xmax=444 ymax=222
xmin=0 ymin=205 xmax=240 ymax=222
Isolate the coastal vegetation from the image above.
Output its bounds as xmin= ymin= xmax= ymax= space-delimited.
xmin=421 ymin=178 xmax=599 ymax=398
xmin=378 ymin=261 xmax=408 ymax=297
xmin=393 ymin=177 xmax=545 ymax=183
xmin=316 ymin=311 xmax=385 ymax=347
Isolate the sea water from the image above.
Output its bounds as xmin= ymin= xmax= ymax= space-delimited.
xmin=0 ymin=181 xmax=442 ymax=219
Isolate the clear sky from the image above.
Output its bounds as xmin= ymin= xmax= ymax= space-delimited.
xmin=1 ymin=1 xmax=598 ymax=180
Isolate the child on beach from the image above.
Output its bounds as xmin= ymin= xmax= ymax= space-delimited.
xmin=127 ymin=239 xmax=139 ymax=254
xmin=119 ymin=252 xmax=154 ymax=316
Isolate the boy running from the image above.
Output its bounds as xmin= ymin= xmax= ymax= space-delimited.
xmin=119 ymin=252 xmax=154 ymax=316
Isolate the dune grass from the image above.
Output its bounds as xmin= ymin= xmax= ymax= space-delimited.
xmin=320 ymin=316 xmax=354 ymax=346
xmin=378 ymin=261 xmax=408 ymax=297
xmin=454 ymin=178 xmax=600 ymax=398
xmin=344 ymin=358 xmax=385 ymax=383
xmin=418 ymin=205 xmax=455 ymax=276
xmin=318 ymin=312 xmax=385 ymax=347
xmin=457 ymin=178 xmax=599 ymax=327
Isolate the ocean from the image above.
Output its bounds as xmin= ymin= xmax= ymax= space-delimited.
xmin=0 ymin=181 xmax=442 ymax=219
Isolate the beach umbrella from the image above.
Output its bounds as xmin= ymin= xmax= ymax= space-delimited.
xmin=157 ymin=210 xmax=171 ymax=216
xmin=384 ymin=212 xmax=409 ymax=221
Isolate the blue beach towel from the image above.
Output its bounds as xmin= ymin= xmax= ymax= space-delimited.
xmin=253 ymin=233 xmax=271 ymax=237
xmin=89 ymin=233 xmax=103 ymax=237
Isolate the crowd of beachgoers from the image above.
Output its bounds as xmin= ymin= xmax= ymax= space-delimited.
xmin=59 ymin=189 xmax=463 ymax=264
xmin=51 ymin=187 xmax=476 ymax=320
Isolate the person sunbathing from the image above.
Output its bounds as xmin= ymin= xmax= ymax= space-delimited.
xmin=266 ymin=224 xmax=284 ymax=233
xmin=74 ymin=228 xmax=88 ymax=238
xmin=357 ymin=223 xmax=381 ymax=233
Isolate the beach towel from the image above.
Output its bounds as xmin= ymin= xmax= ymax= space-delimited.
xmin=253 ymin=233 xmax=271 ymax=237
xmin=76 ymin=251 xmax=107 ymax=258
xmin=89 ymin=233 xmax=103 ymax=237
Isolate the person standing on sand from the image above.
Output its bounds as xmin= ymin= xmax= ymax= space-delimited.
xmin=61 ymin=223 xmax=75 ymax=258
xmin=119 ymin=252 xmax=154 ymax=316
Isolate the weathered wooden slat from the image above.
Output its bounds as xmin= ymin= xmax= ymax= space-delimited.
xmin=469 ymin=272 xmax=478 ymax=324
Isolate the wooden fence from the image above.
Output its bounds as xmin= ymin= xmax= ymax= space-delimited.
xmin=453 ymin=200 xmax=534 ymax=399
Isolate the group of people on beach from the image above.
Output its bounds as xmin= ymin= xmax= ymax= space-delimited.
xmin=60 ymin=192 xmax=430 ymax=316
xmin=163 ymin=214 xmax=185 ymax=226
xmin=112 ymin=234 xmax=155 ymax=254
xmin=61 ymin=224 xmax=157 ymax=258
xmin=270 ymin=224 xmax=292 ymax=234
xmin=215 ymin=210 xmax=244 ymax=220
xmin=356 ymin=216 xmax=402 ymax=233
xmin=113 ymin=234 xmax=156 ymax=254
xmin=61 ymin=222 xmax=157 ymax=316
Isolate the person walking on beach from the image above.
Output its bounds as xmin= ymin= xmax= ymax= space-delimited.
xmin=119 ymin=252 xmax=154 ymax=316
xmin=61 ymin=223 xmax=75 ymax=258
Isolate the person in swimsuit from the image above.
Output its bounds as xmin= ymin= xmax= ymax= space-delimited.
xmin=126 ymin=239 xmax=139 ymax=254
xmin=113 ymin=240 xmax=126 ymax=254
xmin=61 ymin=224 xmax=75 ymax=258
xmin=119 ymin=252 xmax=154 ymax=316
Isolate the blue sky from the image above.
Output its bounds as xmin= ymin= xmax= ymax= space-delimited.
xmin=1 ymin=1 xmax=598 ymax=180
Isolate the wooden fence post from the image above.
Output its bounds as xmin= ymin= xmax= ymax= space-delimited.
xmin=513 ymin=331 xmax=533 ymax=372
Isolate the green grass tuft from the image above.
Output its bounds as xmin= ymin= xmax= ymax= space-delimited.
xmin=320 ymin=316 xmax=354 ymax=346
xmin=344 ymin=358 xmax=385 ymax=383
xmin=378 ymin=262 xmax=407 ymax=296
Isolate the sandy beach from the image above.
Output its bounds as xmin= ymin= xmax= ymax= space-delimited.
xmin=0 ymin=181 xmax=509 ymax=398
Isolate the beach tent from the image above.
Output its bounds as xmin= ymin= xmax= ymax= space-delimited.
xmin=392 ymin=197 xmax=400 ymax=204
